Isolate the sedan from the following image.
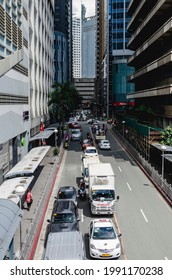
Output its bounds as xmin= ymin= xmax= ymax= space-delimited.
xmin=89 ymin=219 xmax=121 ymax=259
xmin=98 ymin=139 xmax=111 ymax=150
xmin=71 ymin=129 xmax=82 ymax=141
xmin=47 ymin=200 xmax=80 ymax=233
xmin=81 ymin=139 xmax=92 ymax=150
xmin=84 ymin=146 xmax=98 ymax=157
xmin=55 ymin=186 xmax=77 ymax=206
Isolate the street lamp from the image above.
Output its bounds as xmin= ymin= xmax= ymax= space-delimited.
xmin=15 ymin=185 xmax=25 ymax=251
xmin=54 ymin=128 xmax=58 ymax=147
xmin=122 ymin=121 xmax=125 ymax=137
xmin=161 ymin=145 xmax=167 ymax=187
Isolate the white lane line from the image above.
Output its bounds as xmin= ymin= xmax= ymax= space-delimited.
xmin=164 ymin=257 xmax=168 ymax=260
xmin=118 ymin=166 xmax=122 ymax=172
xmin=140 ymin=209 xmax=148 ymax=223
xmin=80 ymin=209 xmax=84 ymax=222
xmin=81 ymin=165 xmax=82 ymax=172
xmin=126 ymin=182 xmax=132 ymax=191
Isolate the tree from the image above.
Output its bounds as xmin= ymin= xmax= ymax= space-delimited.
xmin=48 ymin=82 xmax=82 ymax=142
xmin=160 ymin=126 xmax=172 ymax=146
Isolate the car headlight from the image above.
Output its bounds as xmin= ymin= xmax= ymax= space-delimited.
xmin=90 ymin=243 xmax=96 ymax=250
xmin=115 ymin=243 xmax=120 ymax=249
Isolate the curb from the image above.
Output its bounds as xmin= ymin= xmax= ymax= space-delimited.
xmin=28 ymin=148 xmax=65 ymax=260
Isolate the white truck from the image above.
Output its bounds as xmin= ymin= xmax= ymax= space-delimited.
xmin=88 ymin=163 xmax=118 ymax=215
xmin=82 ymin=156 xmax=100 ymax=187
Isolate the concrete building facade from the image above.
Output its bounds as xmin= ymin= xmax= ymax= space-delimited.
xmin=72 ymin=16 xmax=82 ymax=78
xmin=0 ymin=0 xmax=54 ymax=183
xmin=127 ymin=0 xmax=172 ymax=128
xmin=82 ymin=15 xmax=96 ymax=78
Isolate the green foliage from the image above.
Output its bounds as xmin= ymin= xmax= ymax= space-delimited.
xmin=53 ymin=147 xmax=59 ymax=156
xmin=160 ymin=126 xmax=172 ymax=146
xmin=49 ymin=82 xmax=83 ymax=122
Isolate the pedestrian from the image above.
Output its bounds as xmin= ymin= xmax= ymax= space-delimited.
xmin=25 ymin=188 xmax=33 ymax=211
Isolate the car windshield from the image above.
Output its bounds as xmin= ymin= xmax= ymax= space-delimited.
xmin=83 ymin=139 xmax=90 ymax=144
xmin=72 ymin=131 xmax=80 ymax=135
xmin=52 ymin=213 xmax=76 ymax=223
xmin=58 ymin=190 xmax=75 ymax=199
xmin=92 ymin=190 xmax=115 ymax=201
xmin=102 ymin=141 xmax=109 ymax=144
xmin=92 ymin=226 xmax=116 ymax=239
xmin=86 ymin=149 xmax=96 ymax=154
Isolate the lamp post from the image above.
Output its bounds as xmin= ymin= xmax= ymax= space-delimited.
xmin=54 ymin=129 xmax=58 ymax=148
xmin=161 ymin=145 xmax=167 ymax=187
xmin=122 ymin=121 xmax=125 ymax=137
xmin=15 ymin=186 xmax=25 ymax=251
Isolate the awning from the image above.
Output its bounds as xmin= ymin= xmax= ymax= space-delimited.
xmin=0 ymin=199 xmax=22 ymax=260
xmin=29 ymin=130 xmax=54 ymax=141
xmin=4 ymin=146 xmax=50 ymax=179
xmin=0 ymin=176 xmax=34 ymax=204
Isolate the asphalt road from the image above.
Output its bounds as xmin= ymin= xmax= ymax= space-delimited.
xmin=34 ymin=121 xmax=172 ymax=260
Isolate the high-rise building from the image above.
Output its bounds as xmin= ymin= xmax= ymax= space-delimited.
xmin=0 ymin=0 xmax=54 ymax=183
xmin=102 ymin=0 xmax=134 ymax=115
xmin=127 ymin=0 xmax=172 ymax=128
xmin=72 ymin=16 xmax=82 ymax=78
xmin=29 ymin=0 xmax=54 ymax=137
xmin=0 ymin=0 xmax=29 ymax=183
xmin=54 ymin=0 xmax=73 ymax=83
xmin=82 ymin=15 xmax=96 ymax=78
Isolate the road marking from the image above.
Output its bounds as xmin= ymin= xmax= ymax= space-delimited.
xmin=140 ymin=209 xmax=148 ymax=223
xmin=81 ymin=165 xmax=82 ymax=172
xmin=164 ymin=257 xmax=168 ymax=260
xmin=126 ymin=182 xmax=132 ymax=191
xmin=118 ymin=166 xmax=122 ymax=172
xmin=80 ymin=209 xmax=84 ymax=222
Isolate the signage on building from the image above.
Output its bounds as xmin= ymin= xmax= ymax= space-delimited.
xmin=113 ymin=102 xmax=135 ymax=107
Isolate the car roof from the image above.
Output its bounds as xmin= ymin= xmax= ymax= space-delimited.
xmin=59 ymin=186 xmax=75 ymax=191
xmin=92 ymin=219 xmax=114 ymax=228
xmin=53 ymin=200 xmax=76 ymax=213
xmin=85 ymin=146 xmax=96 ymax=150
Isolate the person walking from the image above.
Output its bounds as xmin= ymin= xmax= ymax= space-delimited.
xmin=25 ymin=188 xmax=33 ymax=211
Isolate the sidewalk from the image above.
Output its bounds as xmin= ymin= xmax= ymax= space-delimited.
xmin=14 ymin=146 xmax=58 ymax=259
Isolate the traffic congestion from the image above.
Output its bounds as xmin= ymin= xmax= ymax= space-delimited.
xmin=42 ymin=111 xmax=122 ymax=260
xmin=35 ymin=110 xmax=172 ymax=260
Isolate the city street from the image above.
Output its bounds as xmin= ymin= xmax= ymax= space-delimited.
xmin=34 ymin=122 xmax=172 ymax=260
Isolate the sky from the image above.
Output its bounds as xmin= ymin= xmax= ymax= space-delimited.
xmin=73 ymin=0 xmax=95 ymax=17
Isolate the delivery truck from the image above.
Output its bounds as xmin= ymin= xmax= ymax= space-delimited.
xmin=82 ymin=156 xmax=100 ymax=187
xmin=88 ymin=163 xmax=119 ymax=215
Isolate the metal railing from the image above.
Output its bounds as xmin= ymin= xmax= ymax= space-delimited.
xmin=111 ymin=128 xmax=172 ymax=204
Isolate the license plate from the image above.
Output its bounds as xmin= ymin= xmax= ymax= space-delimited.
xmin=102 ymin=253 xmax=110 ymax=257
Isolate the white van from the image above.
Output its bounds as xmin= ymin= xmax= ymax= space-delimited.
xmin=43 ymin=231 xmax=86 ymax=260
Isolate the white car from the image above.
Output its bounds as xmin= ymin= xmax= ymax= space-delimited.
xmin=71 ymin=129 xmax=82 ymax=141
xmin=98 ymin=139 xmax=111 ymax=150
xmin=84 ymin=146 xmax=98 ymax=157
xmin=89 ymin=219 xmax=121 ymax=259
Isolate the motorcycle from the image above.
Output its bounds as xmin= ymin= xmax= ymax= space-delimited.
xmin=78 ymin=186 xmax=86 ymax=200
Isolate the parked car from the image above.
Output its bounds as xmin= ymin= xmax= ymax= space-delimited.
xmin=98 ymin=139 xmax=111 ymax=150
xmin=88 ymin=219 xmax=121 ymax=259
xmin=55 ymin=186 xmax=78 ymax=206
xmin=81 ymin=139 xmax=92 ymax=150
xmin=71 ymin=129 xmax=82 ymax=141
xmin=47 ymin=200 xmax=80 ymax=233
xmin=84 ymin=146 xmax=98 ymax=157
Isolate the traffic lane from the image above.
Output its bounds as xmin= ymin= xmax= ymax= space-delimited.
xmin=106 ymin=130 xmax=172 ymax=259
